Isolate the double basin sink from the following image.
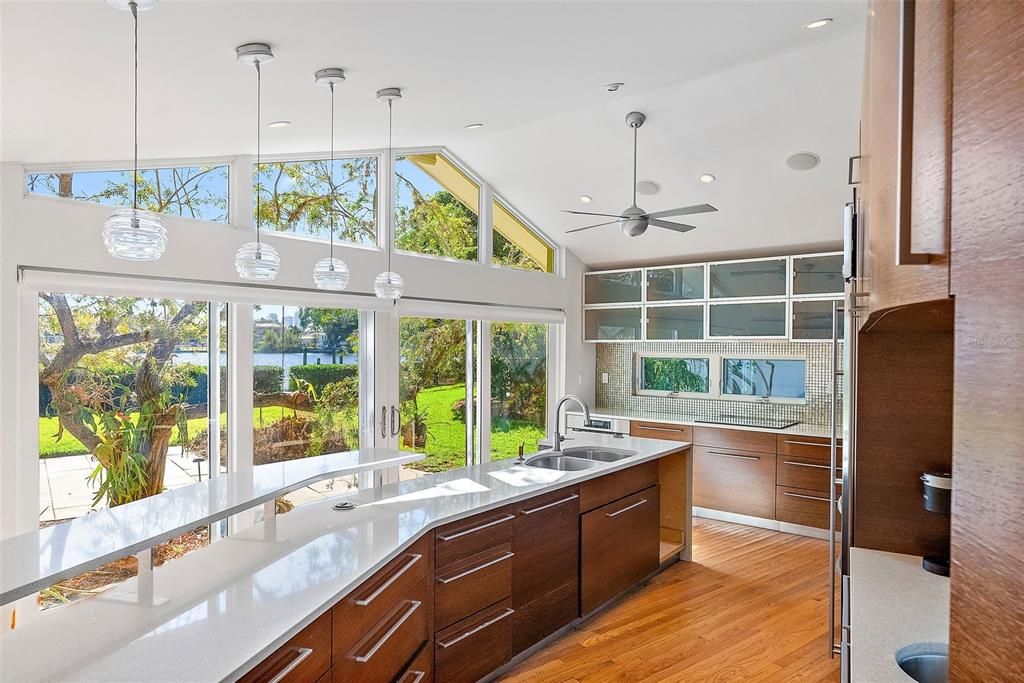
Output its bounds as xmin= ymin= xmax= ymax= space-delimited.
xmin=525 ymin=446 xmax=637 ymax=471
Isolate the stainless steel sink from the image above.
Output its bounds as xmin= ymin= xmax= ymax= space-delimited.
xmin=896 ymin=644 xmax=948 ymax=683
xmin=561 ymin=447 xmax=637 ymax=462
xmin=524 ymin=455 xmax=597 ymax=471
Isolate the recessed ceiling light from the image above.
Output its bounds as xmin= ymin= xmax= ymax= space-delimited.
xmin=803 ymin=18 xmax=833 ymax=29
xmin=579 ymin=195 xmax=593 ymax=203
xmin=699 ymin=173 xmax=716 ymax=183
xmin=605 ymin=82 xmax=624 ymax=92
xmin=635 ymin=180 xmax=661 ymax=195
xmin=268 ymin=120 xmax=291 ymax=128
xmin=787 ymin=152 xmax=821 ymax=171
xmin=464 ymin=123 xmax=484 ymax=130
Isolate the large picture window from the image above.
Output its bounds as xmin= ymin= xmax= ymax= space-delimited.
xmin=490 ymin=322 xmax=547 ymax=460
xmin=255 ymin=157 xmax=377 ymax=246
xmin=26 ymin=165 xmax=229 ymax=222
xmin=394 ymin=153 xmax=479 ymax=261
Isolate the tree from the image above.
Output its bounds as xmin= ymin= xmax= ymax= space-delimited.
xmin=299 ymin=308 xmax=358 ymax=353
xmin=39 ymin=294 xmax=310 ymax=505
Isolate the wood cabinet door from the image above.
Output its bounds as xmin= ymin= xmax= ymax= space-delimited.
xmin=581 ymin=485 xmax=660 ymax=616
xmin=692 ymin=445 xmax=776 ymax=519
xmin=435 ymin=599 xmax=515 ymax=683
xmin=512 ymin=487 xmax=580 ymax=654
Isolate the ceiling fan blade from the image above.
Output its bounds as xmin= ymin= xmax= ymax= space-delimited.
xmin=562 ymin=209 xmax=625 ymax=218
xmin=645 ymin=203 xmax=718 ymax=219
xmin=566 ymin=220 xmax=620 ymax=234
xmin=649 ymin=218 xmax=698 ymax=233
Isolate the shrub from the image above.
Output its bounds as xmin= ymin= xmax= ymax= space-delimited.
xmin=253 ymin=365 xmax=285 ymax=393
xmin=289 ymin=363 xmax=357 ymax=395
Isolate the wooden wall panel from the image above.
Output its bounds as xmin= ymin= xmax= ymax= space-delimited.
xmin=853 ymin=298 xmax=953 ymax=556
xmin=948 ymin=1 xmax=1024 ymax=680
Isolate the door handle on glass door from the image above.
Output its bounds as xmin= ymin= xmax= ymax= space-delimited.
xmin=381 ymin=406 xmax=387 ymax=440
xmin=391 ymin=405 xmax=400 ymax=437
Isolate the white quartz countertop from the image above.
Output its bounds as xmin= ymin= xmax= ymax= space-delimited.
xmin=851 ymin=548 xmax=950 ymax=682
xmin=576 ymin=408 xmax=835 ymax=439
xmin=0 ymin=448 xmax=423 ymax=605
xmin=0 ymin=434 xmax=689 ymax=683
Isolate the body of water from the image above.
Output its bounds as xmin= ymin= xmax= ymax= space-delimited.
xmin=172 ymin=352 xmax=358 ymax=389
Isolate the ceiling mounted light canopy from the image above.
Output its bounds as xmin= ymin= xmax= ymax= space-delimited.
xmin=234 ymin=42 xmax=281 ymax=281
xmin=311 ymin=68 xmax=350 ymax=291
xmin=374 ymin=87 xmax=405 ymax=300
xmin=102 ymin=0 xmax=167 ymax=261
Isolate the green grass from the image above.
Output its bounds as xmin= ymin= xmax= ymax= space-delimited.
xmin=403 ymin=384 xmax=545 ymax=473
xmin=38 ymin=406 xmax=309 ymax=458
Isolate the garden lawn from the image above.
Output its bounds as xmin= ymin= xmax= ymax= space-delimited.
xmin=404 ymin=384 xmax=545 ymax=473
xmin=38 ymin=406 xmax=312 ymax=458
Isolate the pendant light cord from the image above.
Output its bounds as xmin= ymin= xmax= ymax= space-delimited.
xmin=632 ymin=125 xmax=638 ymax=207
xmin=131 ymin=0 xmax=139 ymax=212
xmin=329 ymin=82 xmax=335 ymax=260
xmin=255 ymin=60 xmax=262 ymax=246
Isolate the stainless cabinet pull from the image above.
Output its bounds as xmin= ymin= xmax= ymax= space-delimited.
xmin=399 ymin=672 xmax=426 ymax=683
xmin=437 ymin=551 xmax=514 ymax=584
xmin=784 ymin=440 xmax=831 ymax=448
xmin=521 ymin=493 xmax=578 ymax=515
xmin=847 ymin=155 xmax=862 ymax=185
xmin=437 ymin=513 xmax=515 ymax=541
xmin=638 ymin=425 xmax=687 ymax=433
xmin=437 ymin=607 xmax=515 ymax=649
xmin=783 ymin=460 xmax=836 ymax=470
xmin=353 ymin=600 xmax=422 ymax=663
xmin=783 ymin=491 xmax=831 ymax=503
xmin=606 ymin=498 xmax=648 ymax=518
xmin=390 ymin=405 xmax=400 ymax=438
xmin=706 ymin=450 xmax=759 ymax=461
xmin=267 ymin=646 xmax=313 ymax=683
xmin=380 ymin=406 xmax=387 ymax=440
xmin=354 ymin=553 xmax=422 ymax=606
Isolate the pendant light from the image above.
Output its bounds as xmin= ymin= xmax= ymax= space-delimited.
xmin=102 ymin=0 xmax=167 ymax=261
xmin=374 ymin=87 xmax=405 ymax=299
xmin=312 ymin=68 xmax=350 ymax=290
xmin=234 ymin=42 xmax=281 ymax=281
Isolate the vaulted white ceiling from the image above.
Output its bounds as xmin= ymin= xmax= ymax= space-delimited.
xmin=1 ymin=0 xmax=866 ymax=267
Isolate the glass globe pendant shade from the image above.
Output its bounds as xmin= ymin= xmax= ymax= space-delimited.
xmin=102 ymin=207 xmax=167 ymax=261
xmin=313 ymin=257 xmax=350 ymax=290
xmin=373 ymin=271 xmax=405 ymax=300
xmin=234 ymin=241 xmax=280 ymax=281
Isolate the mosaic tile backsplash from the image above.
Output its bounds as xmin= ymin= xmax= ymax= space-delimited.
xmin=595 ymin=340 xmax=841 ymax=427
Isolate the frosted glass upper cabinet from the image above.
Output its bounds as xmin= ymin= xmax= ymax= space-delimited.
xmin=646 ymin=264 xmax=705 ymax=302
xmin=584 ymin=307 xmax=642 ymax=341
xmin=792 ymin=300 xmax=845 ymax=341
xmin=709 ymin=258 xmax=788 ymax=299
xmin=792 ymin=253 xmax=844 ymax=296
xmin=646 ymin=304 xmax=704 ymax=340
xmin=584 ymin=270 xmax=642 ymax=304
xmin=708 ymin=301 xmax=787 ymax=338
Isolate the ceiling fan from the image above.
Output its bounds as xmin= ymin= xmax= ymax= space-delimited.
xmin=564 ymin=111 xmax=717 ymax=237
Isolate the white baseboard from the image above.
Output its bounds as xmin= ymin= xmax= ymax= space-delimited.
xmin=693 ymin=506 xmax=831 ymax=541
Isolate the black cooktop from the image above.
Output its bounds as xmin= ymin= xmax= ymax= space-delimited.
xmin=694 ymin=415 xmax=801 ymax=430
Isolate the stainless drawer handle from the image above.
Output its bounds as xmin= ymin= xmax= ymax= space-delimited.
xmin=437 ymin=551 xmax=514 ymax=584
xmin=707 ymin=450 xmax=760 ymax=461
xmin=353 ymin=600 xmax=422 ymax=663
xmin=399 ymin=671 xmax=426 ymax=683
xmin=437 ymin=513 xmax=515 ymax=541
xmin=782 ymin=460 xmax=837 ymax=471
xmin=521 ymin=493 xmax=579 ymax=515
xmin=783 ymin=491 xmax=831 ymax=503
xmin=638 ymin=425 xmax=688 ymax=434
xmin=267 ymin=647 xmax=314 ymax=683
xmin=784 ymin=439 xmax=835 ymax=448
xmin=354 ymin=553 xmax=422 ymax=606
xmin=606 ymin=498 xmax=648 ymax=518
xmin=438 ymin=607 xmax=515 ymax=649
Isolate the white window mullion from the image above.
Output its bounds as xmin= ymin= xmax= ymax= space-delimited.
xmin=479 ymin=182 xmax=493 ymax=267
xmin=476 ymin=320 xmax=492 ymax=463
xmin=227 ymin=304 xmax=254 ymax=533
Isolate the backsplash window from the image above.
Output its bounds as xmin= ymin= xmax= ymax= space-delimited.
xmin=721 ymin=358 xmax=807 ymax=400
xmin=596 ymin=340 xmax=839 ymax=427
xmin=637 ymin=356 xmax=711 ymax=395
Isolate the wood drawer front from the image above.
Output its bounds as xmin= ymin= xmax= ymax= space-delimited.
xmin=434 ymin=543 xmax=513 ymax=630
xmin=693 ymin=446 xmax=776 ymax=519
xmin=241 ymin=611 xmax=332 ymax=683
xmin=581 ymin=485 xmax=661 ymax=615
xmin=512 ymin=580 xmax=578 ymax=655
xmin=435 ymin=507 xmax=515 ymax=569
xmin=776 ymin=434 xmax=842 ymax=463
xmin=579 ymin=460 xmax=658 ymax=513
xmin=435 ymin=599 xmax=515 ymax=683
xmin=630 ymin=420 xmax=693 ymax=443
xmin=692 ymin=427 xmax=776 ymax=454
xmin=332 ymin=534 xmax=430 ymax=656
xmin=777 ymin=456 xmax=840 ymax=492
xmin=776 ymin=485 xmax=839 ymax=530
xmin=513 ymin=487 xmax=579 ymax=604
xmin=333 ymin=577 xmax=429 ymax=683
xmin=396 ymin=643 xmax=433 ymax=683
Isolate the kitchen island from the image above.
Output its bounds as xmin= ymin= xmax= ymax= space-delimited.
xmin=0 ymin=434 xmax=690 ymax=683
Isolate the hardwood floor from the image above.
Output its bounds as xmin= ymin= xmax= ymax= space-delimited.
xmin=499 ymin=518 xmax=839 ymax=682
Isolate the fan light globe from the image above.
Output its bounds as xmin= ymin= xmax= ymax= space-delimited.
xmin=235 ymin=241 xmax=280 ymax=281
xmin=373 ymin=271 xmax=405 ymax=300
xmin=103 ymin=207 xmax=168 ymax=261
xmin=313 ymin=257 xmax=350 ymax=290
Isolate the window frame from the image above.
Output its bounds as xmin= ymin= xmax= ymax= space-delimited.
xmin=634 ymin=352 xmax=716 ymax=399
xmin=719 ymin=354 xmax=809 ymax=404
xmin=489 ymin=191 xmax=559 ymax=275
xmin=633 ymin=351 xmax=808 ymax=404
